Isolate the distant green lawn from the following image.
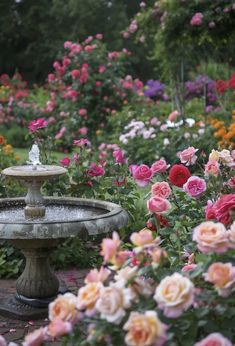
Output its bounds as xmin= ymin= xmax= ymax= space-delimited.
xmin=15 ymin=148 xmax=65 ymax=163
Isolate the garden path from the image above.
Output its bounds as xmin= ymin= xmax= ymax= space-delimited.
xmin=0 ymin=268 xmax=88 ymax=345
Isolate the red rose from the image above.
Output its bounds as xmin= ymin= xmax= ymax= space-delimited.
xmin=213 ymin=194 xmax=235 ymax=225
xmin=215 ymin=80 xmax=228 ymax=94
xmin=169 ymin=164 xmax=191 ymax=187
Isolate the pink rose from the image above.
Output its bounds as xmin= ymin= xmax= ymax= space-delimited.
xmin=28 ymin=118 xmax=48 ymax=133
xmin=55 ymin=126 xmax=66 ymax=140
xmin=151 ymin=159 xmax=168 ymax=174
xmin=96 ymin=34 xmax=103 ymax=40
xmin=60 ymin=157 xmax=71 ymax=167
xmin=147 ymin=196 xmax=171 ymax=214
xmin=212 ymin=194 xmax=235 ymax=225
xmin=226 ymin=176 xmax=235 ymax=189
xmin=168 ymin=110 xmax=179 ymax=122
xmin=23 ymin=327 xmax=46 ymax=346
xmin=87 ymin=163 xmax=105 ymax=177
xmin=183 ymin=176 xmax=206 ymax=197
xmin=48 ymin=319 xmax=72 ymax=339
xmin=151 ymin=182 xmax=171 ymax=199
xmin=194 ymin=333 xmax=232 ymax=346
xmin=71 ymin=69 xmax=80 ymax=79
xmin=132 ymin=164 xmax=153 ymax=187
xmin=204 ymin=160 xmax=220 ymax=177
xmin=190 ymin=12 xmax=203 ymax=26
xmin=182 ymin=264 xmax=197 ymax=272
xmin=78 ymin=127 xmax=88 ymax=135
xmin=85 ymin=266 xmax=110 ymax=284
xmin=113 ymin=149 xmax=126 ymax=164
xmin=178 ymin=146 xmax=198 ymax=166
xmin=79 ymin=108 xmax=87 ymax=116
xmin=73 ymin=138 xmax=91 ymax=147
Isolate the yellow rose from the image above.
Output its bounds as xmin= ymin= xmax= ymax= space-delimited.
xmin=49 ymin=293 xmax=78 ymax=322
xmin=77 ymin=282 xmax=103 ymax=312
xmin=124 ymin=311 xmax=167 ymax=346
xmin=154 ymin=272 xmax=194 ymax=318
xmin=209 ymin=149 xmax=220 ymax=161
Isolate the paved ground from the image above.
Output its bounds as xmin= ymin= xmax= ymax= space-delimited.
xmin=0 ymin=268 xmax=88 ymax=345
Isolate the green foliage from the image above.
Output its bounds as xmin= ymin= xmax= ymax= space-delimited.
xmin=0 ymin=243 xmax=23 ymax=278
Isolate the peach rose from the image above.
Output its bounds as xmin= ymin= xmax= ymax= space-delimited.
xmin=151 ymin=182 xmax=171 ymax=199
xmin=228 ymin=221 xmax=235 ymax=248
xmin=178 ymin=146 xmax=198 ymax=166
xmin=130 ymin=228 xmax=160 ymax=250
xmin=84 ymin=266 xmax=111 ymax=284
xmin=147 ymin=196 xmax=171 ymax=214
xmin=204 ymin=160 xmax=220 ymax=177
xmin=77 ymin=282 xmax=103 ymax=312
xmin=114 ymin=266 xmax=137 ymax=287
xmin=193 ymin=221 xmax=229 ymax=254
xmin=123 ymin=311 xmax=167 ymax=346
xmin=150 ymin=247 xmax=168 ymax=266
xmin=22 ymin=327 xmax=46 ymax=346
xmin=95 ymin=284 xmax=133 ymax=324
xmin=154 ymin=272 xmax=194 ymax=318
xmin=204 ymin=262 xmax=235 ymax=297
xmin=100 ymin=231 xmax=121 ymax=262
xmin=48 ymin=319 xmax=73 ymax=339
xmin=49 ymin=293 xmax=78 ymax=323
xmin=194 ymin=333 xmax=232 ymax=346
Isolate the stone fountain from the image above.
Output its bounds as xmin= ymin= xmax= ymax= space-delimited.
xmin=0 ymin=145 xmax=128 ymax=320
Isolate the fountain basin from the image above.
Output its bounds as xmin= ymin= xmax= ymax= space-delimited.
xmin=0 ymin=197 xmax=128 ymax=319
xmin=0 ymin=197 xmax=129 ymax=238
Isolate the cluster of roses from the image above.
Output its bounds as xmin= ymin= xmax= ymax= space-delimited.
xmin=15 ymin=216 xmax=235 ymax=346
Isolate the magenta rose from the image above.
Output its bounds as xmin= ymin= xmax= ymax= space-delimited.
xmin=183 ymin=176 xmax=206 ymax=197
xmin=151 ymin=159 xmax=168 ymax=174
xmin=132 ymin=164 xmax=153 ymax=187
xmin=28 ymin=118 xmax=48 ymax=133
xmin=87 ymin=163 xmax=105 ymax=177
xmin=147 ymin=196 xmax=171 ymax=214
xmin=60 ymin=157 xmax=71 ymax=167
xmin=151 ymin=182 xmax=171 ymax=199
xmin=113 ymin=149 xmax=126 ymax=164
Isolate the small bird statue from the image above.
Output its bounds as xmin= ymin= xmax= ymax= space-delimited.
xmin=27 ymin=144 xmax=41 ymax=170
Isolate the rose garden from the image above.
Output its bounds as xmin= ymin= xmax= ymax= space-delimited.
xmin=0 ymin=1 xmax=235 ymax=345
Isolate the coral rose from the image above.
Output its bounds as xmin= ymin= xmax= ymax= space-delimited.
xmin=131 ymin=164 xmax=153 ymax=187
xmin=123 ymin=311 xmax=167 ymax=346
xmin=178 ymin=146 xmax=198 ymax=166
xmin=48 ymin=319 xmax=73 ymax=339
xmin=49 ymin=293 xmax=78 ymax=323
xmin=154 ymin=272 xmax=194 ymax=318
xmin=22 ymin=327 xmax=46 ymax=346
xmin=95 ymin=284 xmax=133 ymax=324
xmin=151 ymin=182 xmax=171 ymax=199
xmin=77 ymin=282 xmax=103 ymax=313
xmin=147 ymin=196 xmax=171 ymax=214
xmin=151 ymin=159 xmax=168 ymax=174
xmin=169 ymin=164 xmax=191 ymax=187
xmin=193 ymin=221 xmax=229 ymax=254
xmin=100 ymin=231 xmax=121 ymax=262
xmin=204 ymin=160 xmax=220 ymax=177
xmin=194 ymin=333 xmax=232 ymax=346
xmin=204 ymin=262 xmax=235 ymax=297
xmin=183 ymin=176 xmax=206 ymax=198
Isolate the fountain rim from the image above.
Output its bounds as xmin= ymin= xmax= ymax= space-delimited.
xmin=0 ymin=197 xmax=126 ymax=225
xmin=1 ymin=165 xmax=67 ymax=178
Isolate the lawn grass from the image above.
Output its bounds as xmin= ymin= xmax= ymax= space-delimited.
xmin=15 ymin=148 xmax=65 ymax=163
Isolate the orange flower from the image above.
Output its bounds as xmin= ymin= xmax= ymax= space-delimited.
xmin=0 ymin=136 xmax=5 ymax=145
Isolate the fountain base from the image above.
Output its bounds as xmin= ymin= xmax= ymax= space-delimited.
xmin=0 ymin=296 xmax=49 ymax=320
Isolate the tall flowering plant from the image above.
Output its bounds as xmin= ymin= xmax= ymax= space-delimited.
xmin=40 ymin=35 xmax=143 ymax=149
